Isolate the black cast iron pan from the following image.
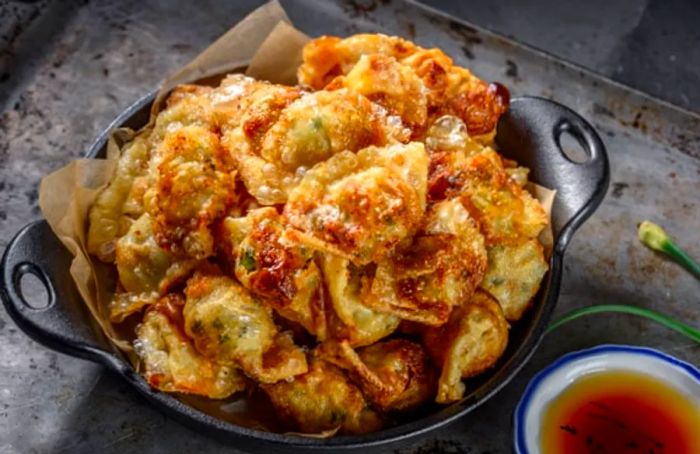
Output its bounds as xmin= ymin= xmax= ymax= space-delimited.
xmin=0 ymin=93 xmax=609 ymax=452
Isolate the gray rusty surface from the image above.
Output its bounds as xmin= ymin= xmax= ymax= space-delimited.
xmin=1 ymin=0 xmax=699 ymax=453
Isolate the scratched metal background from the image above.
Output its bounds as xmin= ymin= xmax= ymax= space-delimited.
xmin=0 ymin=0 xmax=699 ymax=453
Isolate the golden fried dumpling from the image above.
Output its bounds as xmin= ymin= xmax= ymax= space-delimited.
xmin=318 ymin=339 xmax=435 ymax=412
xmin=429 ymin=147 xmax=547 ymax=244
xmin=221 ymin=208 xmax=326 ymax=338
xmin=153 ymin=75 xmax=278 ymax=141
xmin=183 ymin=272 xmax=307 ymax=383
xmin=145 ymin=124 xmax=237 ymax=259
xmin=262 ymin=358 xmax=383 ymax=434
xmin=88 ymin=136 xmax=150 ymax=262
xmin=218 ymin=81 xmax=304 ymax=206
xmin=150 ymin=84 xmax=216 ymax=144
xmin=422 ymin=291 xmax=509 ymax=403
xmin=213 ymin=74 xmax=301 ymax=135
xmin=404 ymin=49 xmax=508 ymax=139
xmin=427 ymin=144 xmax=548 ymax=320
xmin=320 ymin=254 xmax=400 ymax=347
xmin=285 ymin=142 xmax=428 ymax=265
xmin=368 ymin=199 xmax=487 ymax=326
xmin=459 ymin=149 xmax=547 ymax=244
xmin=115 ymin=213 xmax=197 ymax=295
xmin=480 ymin=239 xmax=548 ymax=321
xmin=298 ymin=34 xmax=508 ymax=138
xmin=260 ymin=89 xmax=403 ymax=170
xmin=298 ymin=34 xmax=418 ymax=89
xmin=135 ymin=304 xmax=247 ymax=399
xmin=226 ymin=89 xmax=408 ymax=206
xmin=332 ymin=54 xmax=428 ymax=135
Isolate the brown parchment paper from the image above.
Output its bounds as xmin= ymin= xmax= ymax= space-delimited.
xmin=37 ymin=0 xmax=556 ymax=429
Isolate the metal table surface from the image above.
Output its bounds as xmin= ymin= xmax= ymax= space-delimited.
xmin=1 ymin=1 xmax=699 ymax=453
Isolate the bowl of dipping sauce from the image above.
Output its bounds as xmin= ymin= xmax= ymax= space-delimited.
xmin=514 ymin=344 xmax=700 ymax=454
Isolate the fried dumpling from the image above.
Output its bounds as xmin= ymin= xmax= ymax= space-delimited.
xmin=318 ymin=339 xmax=435 ymax=412
xmin=298 ymin=33 xmax=508 ymax=138
xmin=320 ymin=254 xmax=400 ymax=347
xmin=88 ymin=136 xmax=150 ymax=262
xmin=480 ymin=239 xmax=548 ymax=321
xmin=145 ymin=124 xmax=237 ymax=259
xmin=285 ymin=142 xmax=428 ymax=265
xmin=221 ymin=208 xmax=326 ymax=338
xmin=135 ymin=303 xmax=247 ymax=399
xmin=367 ymin=198 xmax=487 ymax=326
xmin=213 ymin=74 xmax=302 ymax=135
xmin=457 ymin=148 xmax=547 ymax=245
xmin=262 ymin=358 xmax=383 ymax=434
xmin=183 ymin=272 xmax=307 ymax=383
xmin=150 ymin=84 xmax=217 ymax=144
xmin=115 ymin=213 xmax=197 ymax=295
xmin=298 ymin=34 xmax=418 ymax=89
xmin=219 ymin=81 xmax=303 ymax=206
xmin=422 ymin=291 xmax=509 ymax=403
xmin=330 ymin=54 xmax=428 ymax=135
xmin=427 ymin=142 xmax=548 ymax=320
xmin=225 ymin=88 xmax=407 ymax=205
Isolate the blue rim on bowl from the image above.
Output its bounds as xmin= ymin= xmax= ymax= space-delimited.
xmin=513 ymin=344 xmax=700 ymax=454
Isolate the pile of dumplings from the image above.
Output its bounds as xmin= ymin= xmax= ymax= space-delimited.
xmin=87 ymin=33 xmax=548 ymax=435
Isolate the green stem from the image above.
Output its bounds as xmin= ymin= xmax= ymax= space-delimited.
xmin=638 ymin=221 xmax=700 ymax=280
xmin=664 ymin=240 xmax=700 ymax=280
xmin=546 ymin=304 xmax=700 ymax=343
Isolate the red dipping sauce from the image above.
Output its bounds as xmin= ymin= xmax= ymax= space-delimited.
xmin=540 ymin=370 xmax=700 ymax=453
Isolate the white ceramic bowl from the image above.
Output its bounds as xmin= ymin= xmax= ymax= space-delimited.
xmin=513 ymin=344 xmax=700 ymax=453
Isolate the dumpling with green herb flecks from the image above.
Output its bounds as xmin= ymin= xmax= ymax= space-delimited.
xmin=220 ymin=208 xmax=326 ymax=338
xmin=183 ymin=272 xmax=307 ymax=384
xmin=135 ymin=297 xmax=247 ymax=399
xmin=480 ymin=239 xmax=548 ymax=321
xmin=284 ymin=142 xmax=428 ymax=265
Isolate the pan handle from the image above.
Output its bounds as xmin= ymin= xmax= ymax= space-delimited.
xmin=0 ymin=221 xmax=127 ymax=373
xmin=496 ymin=96 xmax=610 ymax=254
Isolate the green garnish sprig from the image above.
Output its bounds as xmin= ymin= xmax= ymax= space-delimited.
xmin=547 ymin=304 xmax=700 ymax=343
xmin=638 ymin=221 xmax=700 ymax=280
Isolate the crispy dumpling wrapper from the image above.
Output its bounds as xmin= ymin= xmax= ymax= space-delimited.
xmin=317 ymin=339 xmax=435 ymax=412
xmin=220 ymin=208 xmax=326 ymax=338
xmin=183 ymin=272 xmax=308 ymax=384
xmin=115 ymin=213 xmax=198 ymax=295
xmin=135 ymin=303 xmax=248 ymax=399
xmin=297 ymin=33 xmax=509 ymax=139
xmin=422 ymin=290 xmax=509 ymax=403
xmin=367 ymin=198 xmax=487 ymax=326
xmin=262 ymin=358 xmax=383 ymax=435
xmin=284 ymin=142 xmax=428 ymax=265
xmin=320 ymin=254 xmax=400 ymax=347
xmin=480 ymin=239 xmax=548 ymax=321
